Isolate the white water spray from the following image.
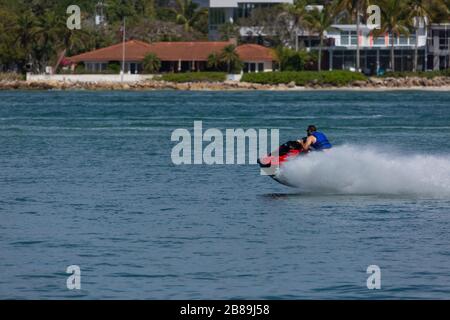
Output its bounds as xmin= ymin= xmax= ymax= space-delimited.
xmin=278 ymin=145 xmax=450 ymax=196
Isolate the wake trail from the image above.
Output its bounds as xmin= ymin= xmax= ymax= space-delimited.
xmin=278 ymin=145 xmax=450 ymax=196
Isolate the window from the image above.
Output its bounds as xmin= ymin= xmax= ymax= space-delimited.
xmin=350 ymin=31 xmax=357 ymax=45
xmin=236 ymin=3 xmax=273 ymax=19
xmin=307 ymin=38 xmax=321 ymax=47
xmin=437 ymin=29 xmax=450 ymax=50
xmin=389 ymin=35 xmax=397 ymax=45
xmin=341 ymin=31 xmax=357 ymax=46
xmin=86 ymin=62 xmax=98 ymax=72
xmin=341 ymin=31 xmax=349 ymax=45
xmin=374 ymin=36 xmax=385 ymax=45
xmin=237 ymin=3 xmax=255 ymax=19
xmin=388 ymin=34 xmax=413 ymax=45
xmin=399 ymin=36 xmax=408 ymax=45
xmin=209 ymin=8 xmax=225 ymax=26
xmin=258 ymin=63 xmax=264 ymax=72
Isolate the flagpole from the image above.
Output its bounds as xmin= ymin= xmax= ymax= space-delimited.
xmin=121 ymin=17 xmax=126 ymax=82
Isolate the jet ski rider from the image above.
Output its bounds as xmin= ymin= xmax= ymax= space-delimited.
xmin=298 ymin=125 xmax=332 ymax=151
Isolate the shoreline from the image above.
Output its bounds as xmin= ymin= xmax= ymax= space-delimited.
xmin=1 ymin=78 xmax=450 ymax=92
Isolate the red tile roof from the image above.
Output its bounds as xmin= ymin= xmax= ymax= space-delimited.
xmin=68 ymin=40 xmax=276 ymax=63
xmin=69 ymin=40 xmax=153 ymax=62
xmin=146 ymin=41 xmax=231 ymax=61
xmin=236 ymin=44 xmax=276 ymax=62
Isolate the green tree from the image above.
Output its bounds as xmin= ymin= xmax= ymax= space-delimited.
xmin=171 ymin=0 xmax=208 ymax=33
xmin=207 ymin=52 xmax=222 ymax=71
xmin=218 ymin=22 xmax=239 ymax=41
xmin=13 ymin=10 xmax=39 ymax=71
xmin=305 ymin=3 xmax=335 ymax=71
xmin=0 ymin=8 xmax=18 ymax=71
xmin=335 ymin=0 xmax=372 ymax=71
xmin=286 ymin=0 xmax=309 ymax=50
xmin=276 ymin=46 xmax=315 ymax=71
xmin=135 ymin=0 xmax=156 ymax=19
xmin=107 ymin=0 xmax=136 ymax=22
xmin=143 ymin=52 xmax=161 ymax=73
xmin=407 ymin=0 xmax=442 ymax=71
xmin=220 ymin=45 xmax=242 ymax=74
xmin=34 ymin=10 xmax=66 ymax=72
xmin=376 ymin=0 xmax=411 ymax=71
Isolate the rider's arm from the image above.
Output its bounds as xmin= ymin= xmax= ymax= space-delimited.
xmin=300 ymin=136 xmax=316 ymax=150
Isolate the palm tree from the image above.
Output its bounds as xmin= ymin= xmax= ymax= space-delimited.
xmin=14 ymin=10 xmax=39 ymax=70
xmin=136 ymin=0 xmax=156 ymax=19
xmin=376 ymin=0 xmax=410 ymax=71
xmin=0 ymin=8 xmax=18 ymax=70
xmin=143 ymin=52 xmax=161 ymax=73
xmin=172 ymin=0 xmax=207 ymax=33
xmin=432 ymin=0 xmax=450 ymax=18
xmin=220 ymin=45 xmax=242 ymax=74
xmin=207 ymin=52 xmax=222 ymax=71
xmin=60 ymin=27 xmax=91 ymax=54
xmin=276 ymin=46 xmax=290 ymax=71
xmin=407 ymin=0 xmax=434 ymax=72
xmin=107 ymin=0 xmax=136 ymax=22
xmin=335 ymin=0 xmax=371 ymax=71
xmin=286 ymin=0 xmax=309 ymax=50
xmin=218 ymin=22 xmax=239 ymax=41
xmin=305 ymin=4 xmax=335 ymax=71
xmin=34 ymin=10 xmax=65 ymax=72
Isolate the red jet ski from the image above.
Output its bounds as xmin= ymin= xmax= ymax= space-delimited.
xmin=258 ymin=140 xmax=309 ymax=185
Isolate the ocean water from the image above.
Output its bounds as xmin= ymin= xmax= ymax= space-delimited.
xmin=0 ymin=90 xmax=450 ymax=299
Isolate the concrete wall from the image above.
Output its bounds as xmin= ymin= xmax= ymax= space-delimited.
xmin=26 ymin=73 xmax=154 ymax=83
xmin=27 ymin=73 xmax=248 ymax=83
xmin=226 ymin=74 xmax=242 ymax=81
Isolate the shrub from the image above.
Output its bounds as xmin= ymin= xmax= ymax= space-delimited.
xmin=382 ymin=70 xmax=450 ymax=78
xmin=107 ymin=62 xmax=121 ymax=73
xmin=276 ymin=47 xmax=317 ymax=71
xmin=207 ymin=52 xmax=224 ymax=71
xmin=143 ymin=53 xmax=161 ymax=74
xmin=157 ymin=72 xmax=227 ymax=83
xmin=58 ymin=62 xmax=121 ymax=74
xmin=241 ymin=70 xmax=367 ymax=86
xmin=75 ymin=63 xmax=85 ymax=74
xmin=0 ymin=72 xmax=24 ymax=81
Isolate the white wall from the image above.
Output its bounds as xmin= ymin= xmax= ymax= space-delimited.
xmin=226 ymin=74 xmax=242 ymax=81
xmin=327 ymin=25 xmax=428 ymax=48
xmin=209 ymin=0 xmax=292 ymax=8
xmin=27 ymin=74 xmax=154 ymax=83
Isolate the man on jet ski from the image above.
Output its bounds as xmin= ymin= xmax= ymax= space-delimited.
xmin=298 ymin=125 xmax=332 ymax=151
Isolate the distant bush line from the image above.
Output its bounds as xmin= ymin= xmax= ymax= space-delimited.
xmin=241 ymin=71 xmax=367 ymax=86
xmin=0 ymin=73 xmax=25 ymax=81
xmin=382 ymin=70 xmax=450 ymax=79
xmin=156 ymin=72 xmax=227 ymax=83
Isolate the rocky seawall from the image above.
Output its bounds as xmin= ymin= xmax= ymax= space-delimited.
xmin=1 ymin=77 xmax=450 ymax=91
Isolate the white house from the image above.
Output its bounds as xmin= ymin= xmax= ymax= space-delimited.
xmin=322 ymin=23 xmax=428 ymax=73
xmin=428 ymin=23 xmax=450 ymax=70
xmin=208 ymin=0 xmax=293 ymax=40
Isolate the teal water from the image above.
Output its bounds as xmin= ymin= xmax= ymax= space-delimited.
xmin=0 ymin=90 xmax=450 ymax=299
